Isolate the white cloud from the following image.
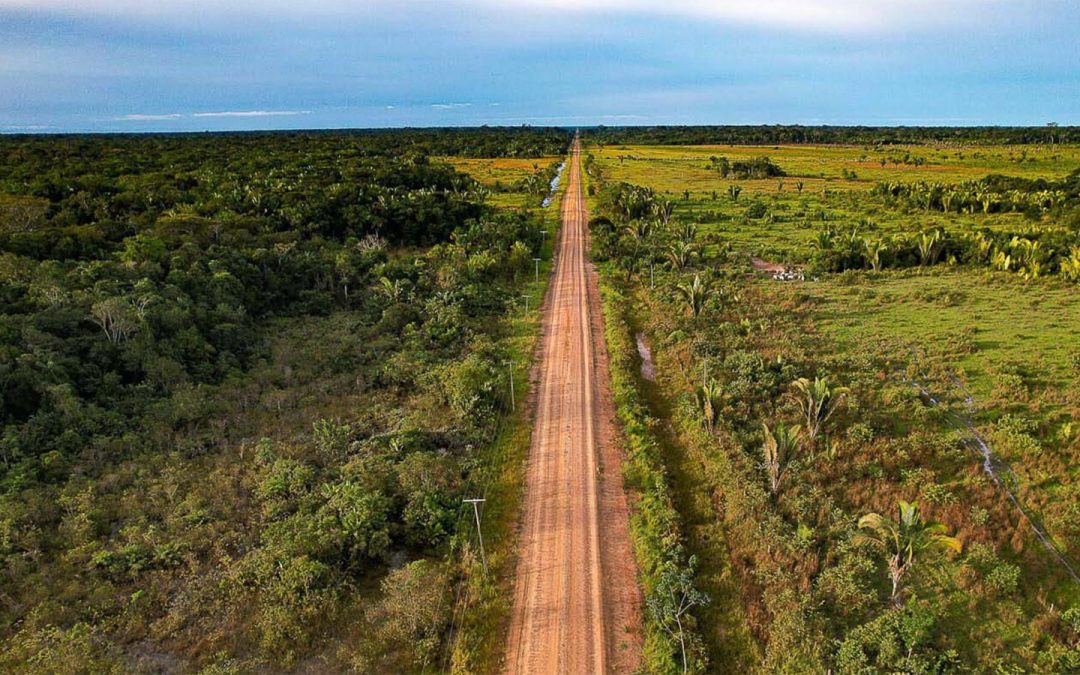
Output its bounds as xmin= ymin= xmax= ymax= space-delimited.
xmin=112 ymin=111 xmax=310 ymax=121
xmin=116 ymin=113 xmax=183 ymax=121
xmin=0 ymin=0 xmax=1017 ymax=33
xmin=191 ymin=110 xmax=311 ymax=118
xmin=431 ymin=103 xmax=471 ymax=110
xmin=490 ymin=0 xmax=993 ymax=31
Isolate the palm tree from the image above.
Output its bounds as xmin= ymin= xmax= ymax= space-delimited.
xmin=762 ymin=422 xmax=802 ymax=495
xmin=652 ymin=199 xmax=675 ymax=226
xmin=1010 ymin=237 xmax=1047 ymax=280
xmin=855 ymin=501 xmax=961 ymax=606
xmin=676 ymin=274 xmax=709 ymax=317
xmin=728 ymin=184 xmax=742 ymax=202
xmin=624 ymin=219 xmax=654 ymax=244
xmin=667 ymin=240 xmax=699 ymax=271
xmin=967 ymin=231 xmax=994 ymax=264
xmin=941 ymin=190 xmax=957 ymax=213
xmin=1060 ymin=246 xmax=1080 ymax=282
xmin=814 ymin=228 xmax=835 ymax=252
xmin=379 ymin=276 xmax=406 ymax=302
xmin=916 ymin=230 xmax=941 ymax=266
xmin=790 ymin=377 xmax=848 ymax=444
xmin=863 ymin=238 xmax=887 ymax=272
xmin=677 ymin=222 xmax=697 ymax=245
xmin=695 ymin=380 xmax=724 ymax=434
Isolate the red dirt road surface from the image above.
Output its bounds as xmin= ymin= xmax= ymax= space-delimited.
xmin=505 ymin=136 xmax=643 ymax=673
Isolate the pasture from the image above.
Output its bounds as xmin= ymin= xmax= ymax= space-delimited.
xmin=585 ymin=135 xmax=1080 ymax=671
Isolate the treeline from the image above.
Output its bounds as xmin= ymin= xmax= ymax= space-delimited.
xmin=346 ymin=126 xmax=571 ymax=157
xmin=581 ymin=124 xmax=1080 ymax=146
xmin=812 ymin=224 xmax=1080 ymax=281
xmin=842 ymin=169 xmax=1080 ymax=280
xmin=874 ymin=169 xmax=1080 ymax=215
xmin=0 ymin=130 xmax=555 ymax=670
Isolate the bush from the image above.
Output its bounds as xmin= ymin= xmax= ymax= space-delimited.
xmin=836 ymin=604 xmax=958 ymax=674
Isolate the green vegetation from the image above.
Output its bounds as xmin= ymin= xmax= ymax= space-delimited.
xmin=3 ymin=123 xmax=1078 ymax=672
xmin=583 ymin=124 xmax=1080 ymax=146
xmin=856 ymin=501 xmax=963 ymax=607
xmin=600 ymin=281 xmax=709 ymax=673
xmin=0 ymin=128 xmax=570 ymax=671
xmin=437 ymin=156 xmax=564 ymax=210
xmin=586 ymin=130 xmax=1080 ymax=671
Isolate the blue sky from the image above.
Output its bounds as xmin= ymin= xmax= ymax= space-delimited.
xmin=2 ymin=0 xmax=1079 ymax=132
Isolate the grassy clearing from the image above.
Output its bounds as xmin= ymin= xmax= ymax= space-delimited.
xmin=438 ymin=156 xmax=563 ymax=210
xmin=591 ymin=144 xmax=1079 ymax=262
xmin=784 ymin=267 xmax=1080 ymax=395
xmin=437 ymin=156 xmax=562 ymax=186
xmin=595 ymin=143 xmax=1080 ymax=194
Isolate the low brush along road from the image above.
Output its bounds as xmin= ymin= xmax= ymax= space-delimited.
xmin=505 ymin=136 xmax=643 ymax=673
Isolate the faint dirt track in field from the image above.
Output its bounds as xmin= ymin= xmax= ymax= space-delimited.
xmin=504 ymin=136 xmax=643 ymax=674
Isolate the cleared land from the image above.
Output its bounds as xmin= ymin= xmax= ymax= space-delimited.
xmin=438 ymin=156 xmax=563 ymax=209
xmin=584 ymin=137 xmax=1080 ymax=670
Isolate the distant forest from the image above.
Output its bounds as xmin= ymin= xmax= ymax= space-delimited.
xmin=581 ymin=124 xmax=1080 ymax=146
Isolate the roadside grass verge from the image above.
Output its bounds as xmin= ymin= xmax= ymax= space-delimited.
xmin=599 ymin=278 xmax=713 ymax=673
xmin=447 ymin=158 xmax=566 ymax=674
xmin=603 ymin=277 xmax=763 ymax=673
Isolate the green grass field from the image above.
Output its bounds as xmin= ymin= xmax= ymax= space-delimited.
xmin=782 ymin=268 xmax=1079 ymax=395
xmin=592 ymin=143 xmax=1079 ymax=260
xmin=592 ymin=143 xmax=1080 ymax=401
xmin=594 ymin=143 xmax=1080 ymax=194
xmin=437 ymin=155 xmax=562 ymax=209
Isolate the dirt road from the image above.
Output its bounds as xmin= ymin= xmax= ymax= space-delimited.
xmin=505 ymin=136 xmax=642 ymax=673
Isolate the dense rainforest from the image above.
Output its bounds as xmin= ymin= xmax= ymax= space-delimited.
xmin=581 ymin=124 xmax=1080 ymax=147
xmin=0 ymin=128 xmax=570 ymax=671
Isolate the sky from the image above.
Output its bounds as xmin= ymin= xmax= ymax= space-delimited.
xmin=2 ymin=0 xmax=1079 ymax=132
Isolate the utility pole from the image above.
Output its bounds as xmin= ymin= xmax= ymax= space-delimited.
xmin=463 ymin=498 xmax=487 ymax=574
xmin=521 ymin=294 xmax=530 ymax=316
xmin=533 ymin=258 xmax=541 ymax=283
xmin=507 ymin=360 xmax=515 ymax=411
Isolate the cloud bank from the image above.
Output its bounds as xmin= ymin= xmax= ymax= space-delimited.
xmin=192 ymin=110 xmax=311 ymax=118
xmin=0 ymin=0 xmax=1013 ymax=33
xmin=114 ymin=111 xmax=311 ymax=122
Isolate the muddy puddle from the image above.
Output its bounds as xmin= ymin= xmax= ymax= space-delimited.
xmin=636 ymin=333 xmax=655 ymax=381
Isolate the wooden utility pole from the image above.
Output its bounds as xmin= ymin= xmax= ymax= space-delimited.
xmin=463 ymin=498 xmax=487 ymax=574
xmin=507 ymin=361 xmax=515 ymax=411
